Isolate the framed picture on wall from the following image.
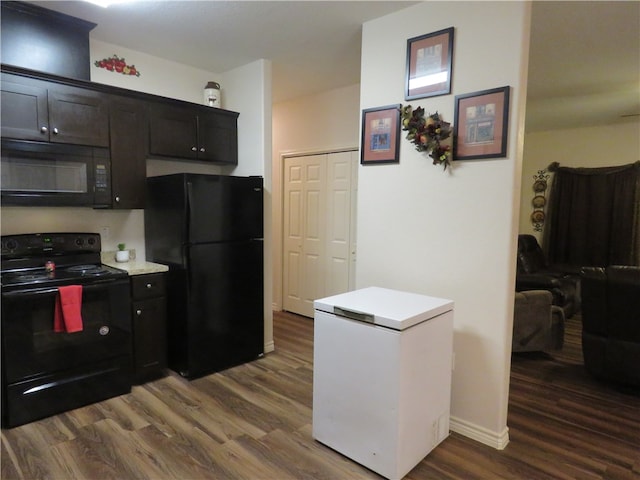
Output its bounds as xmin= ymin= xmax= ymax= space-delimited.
xmin=405 ymin=27 xmax=454 ymax=100
xmin=453 ymin=86 xmax=510 ymax=160
xmin=360 ymin=104 xmax=401 ymax=165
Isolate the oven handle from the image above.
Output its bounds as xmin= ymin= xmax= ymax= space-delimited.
xmin=2 ymin=279 xmax=128 ymax=297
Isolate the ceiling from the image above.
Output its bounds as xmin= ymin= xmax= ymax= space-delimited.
xmin=526 ymin=1 xmax=639 ymax=132
xmin=26 ymin=1 xmax=640 ymax=132
xmin=27 ymin=1 xmax=419 ymax=102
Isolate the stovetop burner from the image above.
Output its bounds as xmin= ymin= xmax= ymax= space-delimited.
xmin=66 ymin=264 xmax=111 ymax=275
xmin=10 ymin=273 xmax=54 ymax=283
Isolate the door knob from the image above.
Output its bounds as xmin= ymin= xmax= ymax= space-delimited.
xmin=40 ymin=126 xmax=48 ymax=133
xmin=136 ymin=309 xmax=142 ymax=316
xmin=52 ymin=128 xmax=59 ymax=135
xmin=191 ymin=146 xmax=197 ymax=152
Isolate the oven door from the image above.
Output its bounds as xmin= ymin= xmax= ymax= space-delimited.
xmin=1 ymin=278 xmax=132 ymax=383
xmin=1 ymin=277 xmax=133 ymax=427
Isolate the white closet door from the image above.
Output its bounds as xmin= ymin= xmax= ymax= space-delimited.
xmin=283 ymin=154 xmax=327 ymax=317
xmin=325 ymin=151 xmax=357 ymax=297
xmin=283 ymin=151 xmax=357 ymax=318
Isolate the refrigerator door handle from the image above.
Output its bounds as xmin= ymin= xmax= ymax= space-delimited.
xmin=186 ymin=181 xmax=194 ymax=237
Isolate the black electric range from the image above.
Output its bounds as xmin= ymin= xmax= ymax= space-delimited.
xmin=1 ymin=232 xmax=133 ymax=428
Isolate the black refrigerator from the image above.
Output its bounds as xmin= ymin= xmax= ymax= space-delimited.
xmin=145 ymin=173 xmax=264 ymax=379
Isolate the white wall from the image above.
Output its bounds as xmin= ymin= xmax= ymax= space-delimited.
xmin=91 ymin=39 xmax=219 ymax=104
xmin=272 ymin=83 xmax=361 ymax=309
xmin=358 ymin=1 xmax=531 ymax=448
xmin=519 ymin=121 xmax=640 ymax=241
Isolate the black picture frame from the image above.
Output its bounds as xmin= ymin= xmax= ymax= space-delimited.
xmin=453 ymin=86 xmax=510 ymax=160
xmin=405 ymin=27 xmax=454 ymax=100
xmin=360 ymin=104 xmax=401 ymax=165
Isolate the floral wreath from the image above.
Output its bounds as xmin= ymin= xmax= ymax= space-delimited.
xmin=401 ymin=105 xmax=452 ymax=170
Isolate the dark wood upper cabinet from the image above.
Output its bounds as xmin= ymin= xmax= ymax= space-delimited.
xmin=1 ymin=73 xmax=109 ymax=147
xmin=1 ymin=65 xmax=240 ymax=211
xmin=47 ymin=85 xmax=109 ymax=147
xmin=0 ymin=78 xmax=48 ymax=141
xmin=109 ymin=96 xmax=147 ymax=209
xmin=1 ymin=2 xmax=95 ymax=81
xmin=198 ymin=108 xmax=238 ymax=164
xmin=148 ymin=103 xmax=198 ymax=160
xmin=148 ymin=103 xmax=238 ymax=165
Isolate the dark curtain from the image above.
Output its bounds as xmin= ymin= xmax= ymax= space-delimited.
xmin=543 ymin=161 xmax=640 ymax=267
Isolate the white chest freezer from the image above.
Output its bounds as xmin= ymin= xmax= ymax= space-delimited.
xmin=312 ymin=287 xmax=454 ymax=480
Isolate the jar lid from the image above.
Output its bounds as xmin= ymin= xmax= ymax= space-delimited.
xmin=205 ymin=81 xmax=220 ymax=89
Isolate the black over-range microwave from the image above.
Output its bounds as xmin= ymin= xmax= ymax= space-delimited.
xmin=1 ymin=139 xmax=112 ymax=208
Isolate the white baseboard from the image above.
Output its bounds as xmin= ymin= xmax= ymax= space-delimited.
xmin=264 ymin=340 xmax=275 ymax=353
xmin=450 ymin=416 xmax=510 ymax=450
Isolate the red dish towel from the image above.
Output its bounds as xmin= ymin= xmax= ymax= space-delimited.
xmin=54 ymin=285 xmax=84 ymax=333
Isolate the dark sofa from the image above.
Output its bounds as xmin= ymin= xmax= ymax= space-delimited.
xmin=516 ymin=234 xmax=581 ymax=318
xmin=512 ymin=290 xmax=565 ymax=352
xmin=580 ymin=265 xmax=640 ymax=388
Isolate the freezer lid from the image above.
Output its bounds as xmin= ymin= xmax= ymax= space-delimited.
xmin=314 ymin=287 xmax=453 ymax=330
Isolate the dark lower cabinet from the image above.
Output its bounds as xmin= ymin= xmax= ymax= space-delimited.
xmin=131 ymin=273 xmax=167 ymax=384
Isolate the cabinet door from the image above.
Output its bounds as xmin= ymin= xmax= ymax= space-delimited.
xmin=133 ymin=297 xmax=167 ymax=383
xmin=109 ymin=96 xmax=147 ymax=209
xmin=47 ymin=85 xmax=109 ymax=147
xmin=0 ymin=76 xmax=49 ymax=141
xmin=131 ymin=273 xmax=166 ymax=300
xmin=148 ymin=103 xmax=198 ymax=159
xmin=197 ymin=109 xmax=238 ymax=164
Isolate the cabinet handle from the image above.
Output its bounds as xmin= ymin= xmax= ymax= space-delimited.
xmin=136 ymin=309 xmax=142 ymax=316
xmin=199 ymin=147 xmax=205 ymax=153
xmin=52 ymin=128 xmax=59 ymax=135
xmin=114 ymin=196 xmax=121 ymax=203
xmin=191 ymin=146 xmax=197 ymax=152
xmin=40 ymin=126 xmax=48 ymax=134
xmin=146 ymin=283 xmax=152 ymax=289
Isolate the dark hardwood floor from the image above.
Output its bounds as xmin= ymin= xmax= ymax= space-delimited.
xmin=2 ymin=311 xmax=639 ymax=479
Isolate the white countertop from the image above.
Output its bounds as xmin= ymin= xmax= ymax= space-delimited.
xmin=101 ymin=251 xmax=169 ymax=276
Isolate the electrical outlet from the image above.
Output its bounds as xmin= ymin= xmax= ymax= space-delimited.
xmin=100 ymin=226 xmax=110 ymax=239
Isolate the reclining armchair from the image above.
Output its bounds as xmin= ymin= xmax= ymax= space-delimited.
xmin=580 ymin=266 xmax=640 ymax=388
xmin=512 ymin=290 xmax=565 ymax=352
xmin=516 ymin=234 xmax=581 ymax=318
